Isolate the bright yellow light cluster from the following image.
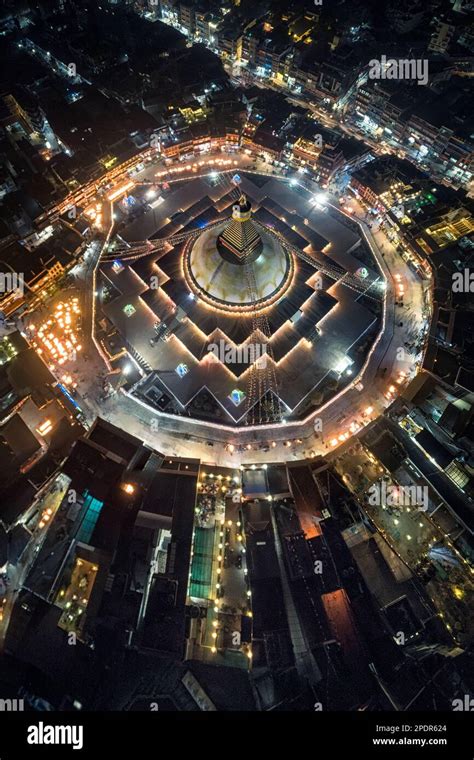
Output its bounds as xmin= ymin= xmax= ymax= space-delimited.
xmin=38 ymin=506 xmax=53 ymax=529
xmin=85 ymin=202 xmax=103 ymax=230
xmin=107 ymin=180 xmax=134 ymax=202
xmin=155 ymin=157 xmax=237 ymax=179
xmin=29 ymin=297 xmax=82 ymax=368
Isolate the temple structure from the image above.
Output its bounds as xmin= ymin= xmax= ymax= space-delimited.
xmin=216 ymin=195 xmax=263 ymax=264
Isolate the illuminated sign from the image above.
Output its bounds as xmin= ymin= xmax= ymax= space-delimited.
xmin=229 ymin=389 xmax=246 ymax=406
xmin=57 ymin=382 xmax=82 ymax=412
xmin=123 ymin=304 xmax=136 ymax=317
xmin=176 ymin=363 xmax=189 ymax=378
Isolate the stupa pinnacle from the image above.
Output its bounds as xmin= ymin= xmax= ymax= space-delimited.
xmin=216 ymin=194 xmax=263 ymax=264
